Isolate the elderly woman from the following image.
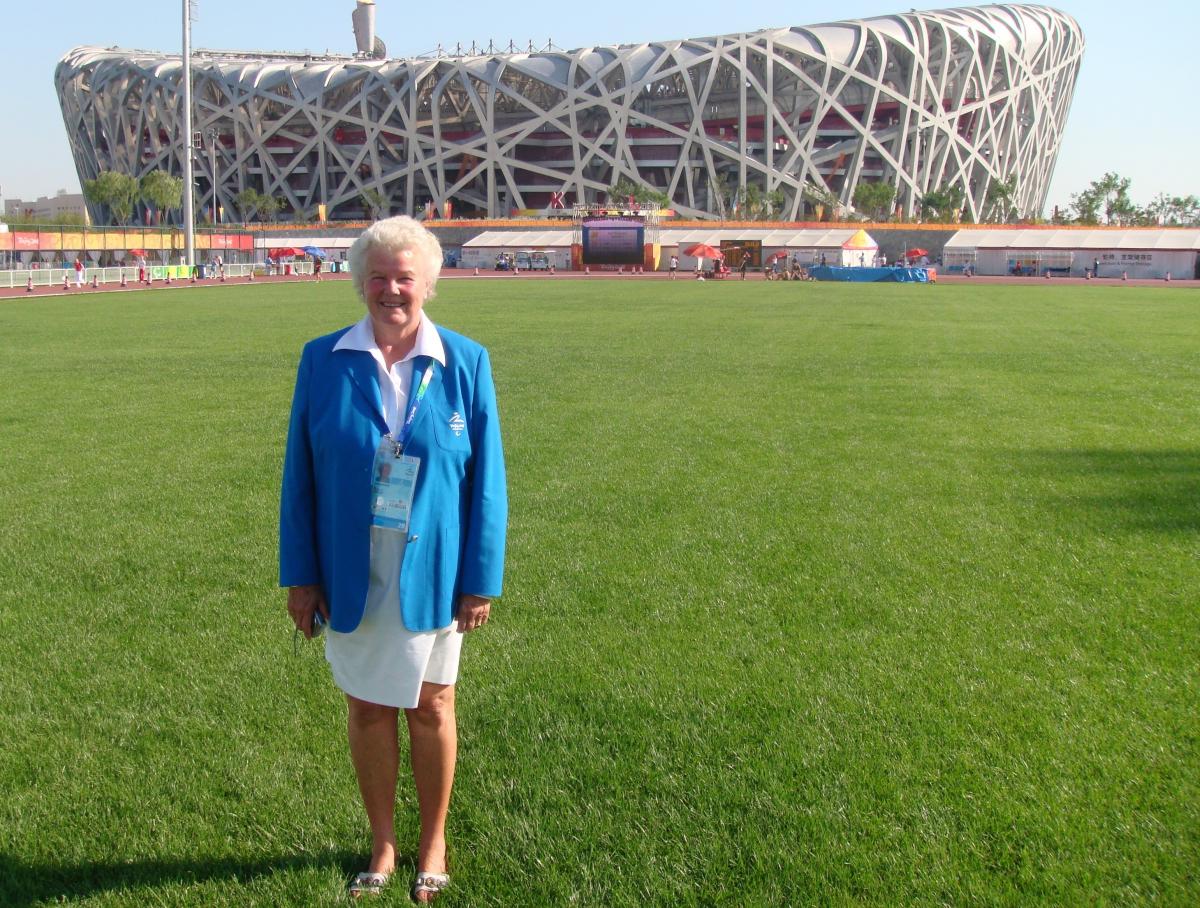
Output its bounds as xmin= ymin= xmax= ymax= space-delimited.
xmin=280 ymin=216 xmax=507 ymax=901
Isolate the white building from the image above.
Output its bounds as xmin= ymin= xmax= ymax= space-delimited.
xmin=943 ymin=229 xmax=1200 ymax=279
xmin=3 ymin=190 xmax=89 ymax=223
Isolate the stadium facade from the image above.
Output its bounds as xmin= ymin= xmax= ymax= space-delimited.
xmin=56 ymin=3 xmax=1083 ymax=224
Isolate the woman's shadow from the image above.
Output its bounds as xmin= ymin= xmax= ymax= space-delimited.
xmin=0 ymin=847 xmax=396 ymax=906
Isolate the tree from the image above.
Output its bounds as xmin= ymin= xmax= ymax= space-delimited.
xmin=0 ymin=211 xmax=87 ymax=227
xmin=1143 ymin=192 xmax=1200 ymax=227
xmin=1070 ymin=172 xmax=1136 ymax=225
xmin=235 ymin=188 xmax=262 ymax=221
xmin=607 ymin=175 xmax=670 ymax=209
xmin=732 ymin=183 xmax=786 ymax=220
xmin=851 ymin=182 xmax=896 ymax=220
xmin=83 ymin=171 xmax=140 ymax=225
xmin=259 ymin=194 xmax=282 ymax=222
xmin=801 ymin=180 xmax=840 ymax=220
xmin=918 ymin=183 xmax=965 ymax=222
xmin=984 ymin=175 xmax=1017 ymax=223
xmin=140 ymin=170 xmax=183 ymax=224
xmin=360 ymin=189 xmax=387 ymax=220
xmin=235 ymin=188 xmax=282 ymax=223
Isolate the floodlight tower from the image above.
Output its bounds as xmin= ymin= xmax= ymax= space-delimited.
xmin=182 ymin=0 xmax=195 ymax=269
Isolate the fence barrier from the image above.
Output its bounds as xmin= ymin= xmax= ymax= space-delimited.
xmin=0 ymin=261 xmax=324 ymax=289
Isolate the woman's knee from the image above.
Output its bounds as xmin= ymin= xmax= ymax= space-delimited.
xmin=408 ymin=684 xmax=455 ymax=728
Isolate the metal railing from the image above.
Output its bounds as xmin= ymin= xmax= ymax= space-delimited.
xmin=0 ymin=261 xmax=324 ymax=289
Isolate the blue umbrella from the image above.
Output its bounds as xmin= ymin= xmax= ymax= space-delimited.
xmin=301 ymin=245 xmax=327 ymax=258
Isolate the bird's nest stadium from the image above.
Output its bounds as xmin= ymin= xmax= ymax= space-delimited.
xmin=55 ymin=2 xmax=1083 ymax=223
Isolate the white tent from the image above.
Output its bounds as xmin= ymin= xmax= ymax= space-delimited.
xmin=461 ymin=231 xmax=573 ymax=270
xmin=944 ymin=228 xmax=1200 ymax=278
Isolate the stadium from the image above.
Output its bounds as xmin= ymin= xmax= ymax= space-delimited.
xmin=55 ymin=2 xmax=1083 ymax=224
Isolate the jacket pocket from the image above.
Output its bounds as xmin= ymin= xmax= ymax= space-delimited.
xmin=429 ymin=525 xmax=463 ymax=616
xmin=431 ymin=407 xmax=473 ymax=453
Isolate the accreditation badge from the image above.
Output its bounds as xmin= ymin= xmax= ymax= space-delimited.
xmin=370 ymin=435 xmax=420 ymax=532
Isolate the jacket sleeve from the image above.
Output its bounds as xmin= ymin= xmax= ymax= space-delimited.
xmin=279 ymin=343 xmax=321 ymax=587
xmin=460 ymin=346 xmax=507 ymax=598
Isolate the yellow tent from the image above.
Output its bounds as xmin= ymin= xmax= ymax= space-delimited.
xmin=841 ymin=228 xmax=877 ymax=250
xmin=839 ymin=228 xmax=878 ymax=266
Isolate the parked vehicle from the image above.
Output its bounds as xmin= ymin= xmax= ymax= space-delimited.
xmin=528 ymin=251 xmax=551 ymax=270
xmin=494 ymin=253 xmax=511 ymax=271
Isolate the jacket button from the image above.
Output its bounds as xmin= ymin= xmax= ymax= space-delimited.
xmin=408 ymin=534 xmax=419 ymax=543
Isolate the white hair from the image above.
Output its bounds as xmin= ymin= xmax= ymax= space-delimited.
xmin=347 ymin=215 xmax=443 ymax=301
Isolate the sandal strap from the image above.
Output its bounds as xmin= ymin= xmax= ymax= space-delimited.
xmin=413 ymin=871 xmax=450 ymax=893
xmin=349 ymin=871 xmax=390 ymax=893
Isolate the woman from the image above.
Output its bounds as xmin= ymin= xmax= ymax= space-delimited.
xmin=280 ymin=216 xmax=507 ymax=901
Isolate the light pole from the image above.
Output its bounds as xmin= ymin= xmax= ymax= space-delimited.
xmin=208 ymin=128 xmax=218 ymax=223
xmin=182 ymin=0 xmax=195 ymax=269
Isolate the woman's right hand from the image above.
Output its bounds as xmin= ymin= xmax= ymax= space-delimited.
xmin=287 ymin=584 xmax=329 ymax=638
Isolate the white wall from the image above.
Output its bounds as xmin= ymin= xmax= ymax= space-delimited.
xmin=976 ymin=248 xmax=1196 ymax=278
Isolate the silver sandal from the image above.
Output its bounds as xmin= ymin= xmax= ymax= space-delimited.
xmin=410 ymin=870 xmax=450 ymax=902
xmin=348 ymin=871 xmax=390 ymax=898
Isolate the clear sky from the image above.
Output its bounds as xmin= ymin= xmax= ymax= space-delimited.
xmin=1 ymin=0 xmax=1196 ymax=215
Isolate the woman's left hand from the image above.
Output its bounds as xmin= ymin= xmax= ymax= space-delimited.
xmin=456 ymin=594 xmax=491 ymax=633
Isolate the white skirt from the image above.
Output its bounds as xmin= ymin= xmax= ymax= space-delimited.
xmin=326 ymin=527 xmax=464 ymax=709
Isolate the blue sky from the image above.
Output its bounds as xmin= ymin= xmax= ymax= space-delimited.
xmin=1 ymin=0 xmax=1196 ymax=215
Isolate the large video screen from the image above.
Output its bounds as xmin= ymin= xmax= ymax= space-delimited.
xmin=581 ymin=217 xmax=644 ymax=265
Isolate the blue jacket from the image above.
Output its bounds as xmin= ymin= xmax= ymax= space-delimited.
xmin=279 ymin=324 xmax=507 ymax=632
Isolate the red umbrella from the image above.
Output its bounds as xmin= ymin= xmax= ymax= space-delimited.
xmin=904 ymin=247 xmax=928 ymax=258
xmin=270 ymin=247 xmax=301 ymax=257
xmin=767 ymin=250 xmax=791 ymax=262
xmin=683 ymin=243 xmax=723 ymax=260
xmin=127 ymin=248 xmax=148 ymax=257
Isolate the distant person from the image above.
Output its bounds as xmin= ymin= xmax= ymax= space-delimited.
xmin=73 ymin=257 xmax=84 ymax=288
xmin=313 ymin=255 xmax=323 ymax=282
xmin=739 ymin=256 xmax=748 ymax=280
xmin=819 ymin=253 xmax=827 ymax=268
xmin=136 ymin=255 xmax=147 ymax=284
xmin=669 ymin=254 xmax=679 ymax=279
xmin=1093 ymin=257 xmax=1101 ymax=279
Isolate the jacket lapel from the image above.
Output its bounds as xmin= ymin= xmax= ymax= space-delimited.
xmin=342 ymin=349 xmax=388 ymax=433
xmin=407 ymin=356 xmax=442 ymax=441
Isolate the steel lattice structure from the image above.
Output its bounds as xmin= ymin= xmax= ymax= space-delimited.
xmin=56 ymin=4 xmax=1083 ymax=223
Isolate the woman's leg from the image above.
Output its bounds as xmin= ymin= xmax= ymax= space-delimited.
xmin=404 ymin=682 xmax=456 ymax=879
xmin=346 ymin=695 xmax=401 ymax=874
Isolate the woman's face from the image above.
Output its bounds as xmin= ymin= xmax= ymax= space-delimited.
xmin=364 ymin=245 xmax=431 ymax=340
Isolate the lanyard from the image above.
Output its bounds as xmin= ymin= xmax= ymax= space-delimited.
xmin=388 ymin=356 xmax=436 ymax=455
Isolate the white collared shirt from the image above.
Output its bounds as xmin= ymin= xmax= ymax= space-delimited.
xmin=333 ymin=313 xmax=446 ymax=433
xmin=325 ymin=312 xmax=460 ymax=708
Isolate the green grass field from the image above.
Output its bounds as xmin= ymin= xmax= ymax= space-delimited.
xmin=1 ymin=278 xmax=1197 ymax=906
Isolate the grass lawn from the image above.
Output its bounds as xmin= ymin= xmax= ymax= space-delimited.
xmin=0 ymin=278 xmax=1196 ymax=906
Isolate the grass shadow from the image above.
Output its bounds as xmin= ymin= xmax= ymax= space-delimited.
xmin=1013 ymin=448 xmax=1200 ymax=533
xmin=0 ymin=847 xmax=377 ymax=907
